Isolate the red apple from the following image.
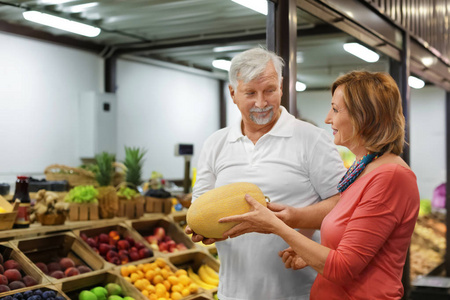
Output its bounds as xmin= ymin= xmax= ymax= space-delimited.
xmin=129 ymin=251 xmax=140 ymax=262
xmin=106 ymin=250 xmax=118 ymax=261
xmin=98 ymin=233 xmax=110 ymax=244
xmin=134 ymin=241 xmax=145 ymax=250
xmin=117 ymin=240 xmax=130 ymax=250
xmin=154 ymin=227 xmax=166 ymax=240
xmin=119 ymin=254 xmax=129 ymax=264
xmin=158 ymin=242 xmax=168 ymax=252
xmin=146 ymin=235 xmax=158 ymax=245
xmin=125 ymin=236 xmax=135 ymax=247
xmin=98 ymin=243 xmax=111 ymax=255
xmin=176 ymin=243 xmax=188 ymax=251
xmin=138 ymin=248 xmax=153 ymax=259
xmin=86 ymin=238 xmax=97 ymax=248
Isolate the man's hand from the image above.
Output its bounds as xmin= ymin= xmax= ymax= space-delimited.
xmin=279 ymin=247 xmax=308 ymax=270
xmin=184 ymin=224 xmax=221 ymax=245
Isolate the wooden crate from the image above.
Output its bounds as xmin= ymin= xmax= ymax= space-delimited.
xmin=118 ymin=197 xmax=144 ymax=219
xmin=10 ymin=232 xmax=106 ymax=284
xmin=0 ymin=284 xmax=69 ymax=299
xmin=0 ymin=241 xmax=49 ymax=293
xmin=170 ymin=211 xmax=217 ymax=256
xmin=68 ymin=203 xmax=99 ymax=221
xmin=168 ymin=250 xmax=220 ymax=296
xmin=144 ymin=196 xmax=172 ymax=214
xmin=0 ymin=196 xmax=19 ymax=231
xmin=112 ymin=256 xmax=203 ymax=299
xmin=59 ymin=270 xmax=146 ymax=300
xmin=126 ymin=217 xmax=196 ymax=256
xmin=73 ymin=223 xmax=154 ymax=267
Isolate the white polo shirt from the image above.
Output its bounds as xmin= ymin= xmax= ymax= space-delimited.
xmin=193 ymin=106 xmax=346 ymax=300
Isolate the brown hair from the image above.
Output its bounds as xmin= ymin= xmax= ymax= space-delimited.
xmin=331 ymin=71 xmax=405 ymax=155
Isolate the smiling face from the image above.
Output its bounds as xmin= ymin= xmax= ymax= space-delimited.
xmin=325 ymin=85 xmax=355 ymax=149
xmin=229 ymin=61 xmax=282 ymax=132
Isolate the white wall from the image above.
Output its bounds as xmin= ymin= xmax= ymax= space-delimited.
xmin=0 ymin=32 xmax=102 ymax=185
xmin=297 ymin=86 xmax=446 ymax=199
xmin=0 ymin=32 xmax=220 ymax=189
xmin=115 ymin=58 xmax=220 ymax=180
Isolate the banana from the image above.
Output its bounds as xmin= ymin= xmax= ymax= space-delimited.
xmin=188 ymin=267 xmax=216 ymax=290
xmin=203 ymin=264 xmax=219 ymax=280
xmin=198 ymin=265 xmax=219 ymax=286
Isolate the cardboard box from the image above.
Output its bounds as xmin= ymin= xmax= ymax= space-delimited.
xmin=144 ymin=196 xmax=172 ymax=214
xmin=73 ymin=223 xmax=154 ymax=267
xmin=59 ymin=270 xmax=146 ymax=300
xmin=118 ymin=197 xmax=144 ymax=219
xmin=0 ymin=196 xmax=19 ymax=231
xmin=127 ymin=217 xmax=196 ymax=256
xmin=0 ymin=241 xmax=49 ymax=291
xmin=68 ymin=203 xmax=99 ymax=221
xmin=10 ymin=232 xmax=106 ymax=284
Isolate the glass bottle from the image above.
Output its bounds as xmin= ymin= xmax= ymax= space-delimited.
xmin=12 ymin=175 xmax=31 ymax=229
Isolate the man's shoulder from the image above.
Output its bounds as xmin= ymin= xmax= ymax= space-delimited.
xmin=203 ymin=127 xmax=233 ymax=146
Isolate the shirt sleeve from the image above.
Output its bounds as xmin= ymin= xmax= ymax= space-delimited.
xmin=191 ymin=138 xmax=217 ymax=202
xmin=308 ymin=130 xmax=347 ymax=200
xmin=323 ymin=167 xmax=416 ymax=284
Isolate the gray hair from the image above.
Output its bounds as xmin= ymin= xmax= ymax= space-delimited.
xmin=228 ymin=47 xmax=284 ymax=89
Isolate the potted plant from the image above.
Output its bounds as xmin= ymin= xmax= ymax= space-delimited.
xmin=95 ymin=152 xmax=119 ymax=219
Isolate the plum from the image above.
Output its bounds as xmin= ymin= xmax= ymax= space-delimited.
xmin=0 ymin=284 xmax=10 ymax=293
xmin=3 ymin=260 xmax=20 ymax=271
xmin=22 ymin=275 xmax=38 ymax=287
xmin=8 ymin=281 xmax=25 ymax=290
xmin=49 ymin=271 xmax=64 ymax=279
xmin=0 ymin=274 xmax=8 ymax=285
xmin=4 ymin=269 xmax=21 ymax=283
xmin=46 ymin=262 xmax=61 ymax=273
xmin=35 ymin=262 xmax=48 ymax=274
xmin=76 ymin=265 xmax=91 ymax=274
xmin=59 ymin=258 xmax=75 ymax=270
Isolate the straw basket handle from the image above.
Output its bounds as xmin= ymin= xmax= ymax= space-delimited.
xmin=44 ymin=164 xmax=95 ymax=178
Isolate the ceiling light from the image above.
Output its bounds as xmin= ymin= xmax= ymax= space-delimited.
xmin=421 ymin=57 xmax=435 ymax=67
xmin=212 ymin=59 xmax=231 ymax=71
xmin=63 ymin=3 xmax=99 ymax=13
xmin=408 ymin=76 xmax=425 ymax=89
xmin=343 ymin=42 xmax=379 ymax=63
xmin=296 ymin=81 xmax=306 ymax=92
xmin=22 ymin=11 xmax=101 ymax=37
xmin=231 ymin=0 xmax=267 ymax=15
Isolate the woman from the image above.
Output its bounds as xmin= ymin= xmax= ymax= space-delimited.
xmin=219 ymin=71 xmax=420 ymax=299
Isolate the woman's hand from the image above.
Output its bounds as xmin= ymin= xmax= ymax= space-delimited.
xmin=279 ymin=247 xmax=308 ymax=270
xmin=219 ymin=194 xmax=284 ymax=238
xmin=267 ymin=202 xmax=296 ymax=228
xmin=184 ymin=225 xmax=221 ymax=245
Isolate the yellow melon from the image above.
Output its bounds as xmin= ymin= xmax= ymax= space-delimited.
xmin=186 ymin=182 xmax=267 ymax=239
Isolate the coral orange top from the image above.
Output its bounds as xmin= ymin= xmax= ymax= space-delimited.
xmin=311 ymin=164 xmax=420 ymax=300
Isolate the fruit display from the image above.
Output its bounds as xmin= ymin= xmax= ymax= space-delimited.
xmin=0 ymin=288 xmax=65 ymax=300
xmin=77 ymin=283 xmax=134 ymax=300
xmin=145 ymin=227 xmax=187 ymax=254
xmin=34 ymin=257 xmax=92 ymax=279
xmin=119 ymin=257 xmax=199 ymax=300
xmin=128 ymin=219 xmax=193 ymax=255
xmin=79 ymin=226 xmax=153 ymax=266
xmin=186 ymin=182 xmax=267 ymax=239
xmin=12 ymin=233 xmax=103 ymax=282
xmin=187 ymin=265 xmax=218 ymax=291
xmin=0 ymin=254 xmax=38 ymax=293
xmin=410 ymin=213 xmax=446 ymax=281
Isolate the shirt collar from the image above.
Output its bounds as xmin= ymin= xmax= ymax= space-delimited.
xmin=227 ymin=106 xmax=294 ymax=142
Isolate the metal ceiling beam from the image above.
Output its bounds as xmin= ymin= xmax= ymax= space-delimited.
xmin=112 ymin=24 xmax=339 ymax=57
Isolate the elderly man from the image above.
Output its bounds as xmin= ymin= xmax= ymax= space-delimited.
xmin=186 ymin=47 xmax=346 ymax=300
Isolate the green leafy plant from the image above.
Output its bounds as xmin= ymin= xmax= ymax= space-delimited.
xmin=123 ymin=146 xmax=146 ymax=189
xmin=117 ymin=186 xmax=139 ymax=200
xmin=64 ymin=185 xmax=99 ymax=204
xmin=95 ymin=152 xmax=116 ymax=186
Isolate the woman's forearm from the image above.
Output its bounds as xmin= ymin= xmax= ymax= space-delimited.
xmin=273 ymin=223 xmax=330 ymax=274
xmin=288 ymin=194 xmax=340 ymax=229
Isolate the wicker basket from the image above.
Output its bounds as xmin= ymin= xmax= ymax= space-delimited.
xmin=44 ymin=164 xmax=98 ymax=187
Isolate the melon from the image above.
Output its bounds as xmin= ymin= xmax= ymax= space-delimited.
xmin=186 ymin=182 xmax=267 ymax=239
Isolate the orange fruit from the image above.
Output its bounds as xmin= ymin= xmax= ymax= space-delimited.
xmin=127 ymin=265 xmax=137 ymax=274
xmin=120 ymin=266 xmax=130 ymax=277
xmin=170 ymin=292 xmax=183 ymax=300
xmin=160 ymin=268 xmax=169 ymax=279
xmin=162 ymin=279 xmax=171 ymax=291
xmin=178 ymin=274 xmax=190 ymax=286
xmin=145 ymin=269 xmax=156 ymax=281
xmin=167 ymin=275 xmax=179 ymax=286
xmin=188 ymin=282 xmax=198 ymax=293
xmin=175 ymin=269 xmax=187 ymax=277
xmin=181 ymin=288 xmax=190 ymax=297
xmin=155 ymin=283 xmax=166 ymax=297
xmin=155 ymin=258 xmax=166 ymax=268
xmin=130 ymin=272 xmax=140 ymax=283
xmin=153 ymin=274 xmax=164 ymax=285
xmin=145 ymin=284 xmax=156 ymax=294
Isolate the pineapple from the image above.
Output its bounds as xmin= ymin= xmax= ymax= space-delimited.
xmin=95 ymin=152 xmax=116 ymax=186
xmin=123 ymin=146 xmax=146 ymax=189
